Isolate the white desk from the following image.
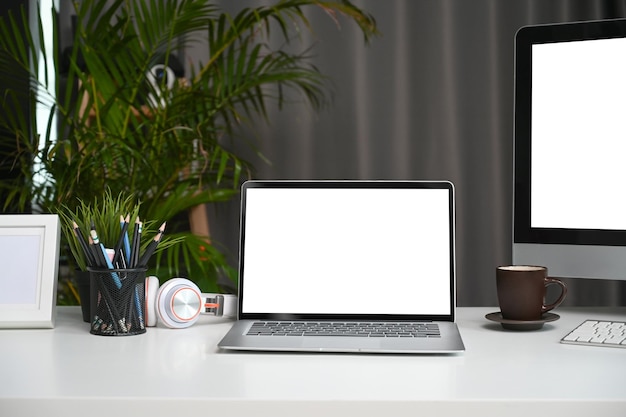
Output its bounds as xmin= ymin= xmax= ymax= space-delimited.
xmin=1 ymin=307 xmax=624 ymax=417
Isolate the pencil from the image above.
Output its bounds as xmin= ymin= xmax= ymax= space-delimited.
xmin=129 ymin=216 xmax=142 ymax=268
xmin=89 ymin=227 xmax=122 ymax=289
xmin=72 ymin=221 xmax=96 ymax=267
xmin=138 ymin=222 xmax=166 ymax=267
xmin=100 ymin=243 xmax=122 ymax=289
xmin=88 ymin=236 xmax=100 ymax=267
xmin=89 ymin=229 xmax=108 ymax=268
xmin=122 ymin=215 xmax=131 ymax=264
xmin=112 ymin=215 xmax=130 ymax=268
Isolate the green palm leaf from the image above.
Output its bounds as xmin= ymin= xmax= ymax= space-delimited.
xmin=0 ymin=0 xmax=378 ymax=293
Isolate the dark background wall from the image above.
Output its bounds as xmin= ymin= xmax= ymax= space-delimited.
xmin=18 ymin=0 xmax=626 ymax=306
xmin=202 ymin=0 xmax=626 ymax=306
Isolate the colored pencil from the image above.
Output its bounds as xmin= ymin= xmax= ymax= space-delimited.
xmin=129 ymin=216 xmax=142 ymax=268
xmin=112 ymin=215 xmax=130 ymax=268
xmin=72 ymin=221 xmax=96 ymax=267
xmin=89 ymin=228 xmax=108 ymax=268
xmin=122 ymin=215 xmax=131 ymax=265
xmin=138 ymin=222 xmax=166 ymax=267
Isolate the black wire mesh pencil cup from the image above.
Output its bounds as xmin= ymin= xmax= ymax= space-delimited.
xmin=89 ymin=267 xmax=147 ymax=336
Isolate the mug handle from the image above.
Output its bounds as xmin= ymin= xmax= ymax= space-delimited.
xmin=541 ymin=277 xmax=567 ymax=313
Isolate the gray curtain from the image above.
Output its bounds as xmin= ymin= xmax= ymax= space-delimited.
xmin=208 ymin=0 xmax=626 ymax=306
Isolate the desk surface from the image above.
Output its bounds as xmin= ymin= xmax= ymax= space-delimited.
xmin=1 ymin=306 xmax=625 ymax=417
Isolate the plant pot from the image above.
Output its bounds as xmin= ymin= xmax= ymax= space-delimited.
xmin=73 ymin=270 xmax=91 ymax=322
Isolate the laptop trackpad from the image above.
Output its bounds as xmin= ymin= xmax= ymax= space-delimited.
xmin=302 ymin=337 xmax=382 ymax=351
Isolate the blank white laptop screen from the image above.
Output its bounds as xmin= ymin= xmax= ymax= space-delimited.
xmin=240 ymin=186 xmax=452 ymax=316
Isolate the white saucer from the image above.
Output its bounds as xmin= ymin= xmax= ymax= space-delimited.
xmin=485 ymin=311 xmax=560 ymax=331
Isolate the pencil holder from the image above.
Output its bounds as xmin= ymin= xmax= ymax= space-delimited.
xmin=88 ymin=268 xmax=147 ymax=336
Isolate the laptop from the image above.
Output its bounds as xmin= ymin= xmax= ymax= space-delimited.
xmin=218 ymin=180 xmax=465 ymax=353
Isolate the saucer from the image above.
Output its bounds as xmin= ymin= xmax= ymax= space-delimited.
xmin=485 ymin=311 xmax=560 ymax=331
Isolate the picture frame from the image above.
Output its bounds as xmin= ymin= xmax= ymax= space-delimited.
xmin=0 ymin=215 xmax=61 ymax=328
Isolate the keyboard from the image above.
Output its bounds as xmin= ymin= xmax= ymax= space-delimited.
xmin=246 ymin=321 xmax=441 ymax=338
xmin=561 ymin=320 xmax=626 ymax=348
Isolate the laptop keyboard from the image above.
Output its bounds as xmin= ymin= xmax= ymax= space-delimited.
xmin=247 ymin=321 xmax=441 ymax=338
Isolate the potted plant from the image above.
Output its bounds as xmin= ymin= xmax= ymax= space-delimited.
xmin=57 ymin=188 xmax=181 ymax=321
xmin=0 ymin=0 xmax=378 ymax=300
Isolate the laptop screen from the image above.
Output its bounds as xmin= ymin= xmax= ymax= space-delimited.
xmin=238 ymin=181 xmax=455 ymax=321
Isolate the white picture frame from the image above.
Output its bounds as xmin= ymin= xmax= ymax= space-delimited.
xmin=0 ymin=215 xmax=61 ymax=328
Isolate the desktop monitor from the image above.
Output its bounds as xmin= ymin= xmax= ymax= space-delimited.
xmin=513 ymin=18 xmax=626 ymax=281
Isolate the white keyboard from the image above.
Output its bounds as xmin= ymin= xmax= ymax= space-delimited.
xmin=561 ymin=320 xmax=626 ymax=348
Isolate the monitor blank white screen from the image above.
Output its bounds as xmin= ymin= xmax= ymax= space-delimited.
xmin=531 ymin=38 xmax=626 ymax=230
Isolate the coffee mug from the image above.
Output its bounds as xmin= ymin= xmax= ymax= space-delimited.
xmin=496 ymin=265 xmax=567 ymax=321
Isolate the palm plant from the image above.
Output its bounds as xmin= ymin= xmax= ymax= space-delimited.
xmin=0 ymin=0 xmax=378 ymax=295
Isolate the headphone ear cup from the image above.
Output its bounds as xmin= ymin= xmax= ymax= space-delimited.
xmin=156 ymin=278 xmax=202 ymax=329
xmin=145 ymin=276 xmax=160 ymax=327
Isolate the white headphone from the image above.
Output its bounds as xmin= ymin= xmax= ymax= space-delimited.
xmin=145 ymin=276 xmax=237 ymax=329
xmin=146 ymin=64 xmax=176 ymax=108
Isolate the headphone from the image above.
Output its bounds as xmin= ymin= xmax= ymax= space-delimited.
xmin=146 ymin=64 xmax=176 ymax=108
xmin=145 ymin=276 xmax=237 ymax=329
